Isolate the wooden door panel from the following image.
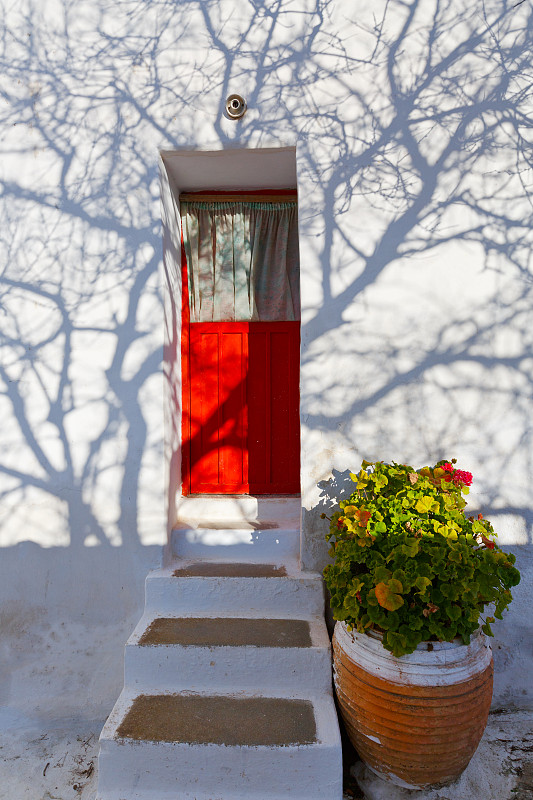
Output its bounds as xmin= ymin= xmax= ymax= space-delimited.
xmin=247 ymin=325 xmax=300 ymax=494
xmin=189 ymin=331 xmax=219 ymax=489
xmin=184 ymin=321 xmax=300 ymax=494
xmin=247 ymin=330 xmax=269 ymax=487
xmin=189 ymin=325 xmax=248 ymax=493
xmin=268 ymin=329 xmax=300 ymax=492
xmin=219 ymin=331 xmax=247 ymax=487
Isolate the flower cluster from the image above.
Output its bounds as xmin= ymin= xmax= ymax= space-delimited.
xmin=443 ymin=461 xmax=473 ymax=487
xmin=323 ymin=460 xmax=520 ymax=657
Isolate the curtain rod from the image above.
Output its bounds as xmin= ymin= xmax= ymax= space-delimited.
xmin=180 ymin=190 xmax=297 ymax=203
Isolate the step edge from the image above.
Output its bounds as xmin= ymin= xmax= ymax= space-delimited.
xmin=147 ymin=567 xmax=324 ymax=580
xmin=127 ymin=613 xmax=330 ymax=647
xmin=100 ymin=690 xmax=340 ymax=747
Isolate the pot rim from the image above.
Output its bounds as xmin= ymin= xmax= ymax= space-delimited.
xmin=333 ymin=621 xmax=492 ymax=686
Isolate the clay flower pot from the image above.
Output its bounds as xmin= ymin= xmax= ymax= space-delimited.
xmin=333 ymin=621 xmax=493 ymax=790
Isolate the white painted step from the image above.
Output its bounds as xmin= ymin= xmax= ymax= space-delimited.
xmin=171 ymin=527 xmax=300 ymax=563
xmin=144 ymin=563 xmax=325 ymax=616
xmin=98 ymin=689 xmax=342 ymax=800
xmin=175 ymin=494 xmax=301 ymax=528
xmin=124 ymin=612 xmax=333 ymax=695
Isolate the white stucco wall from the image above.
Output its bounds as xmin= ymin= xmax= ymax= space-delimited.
xmin=1 ymin=0 xmax=532 ymax=711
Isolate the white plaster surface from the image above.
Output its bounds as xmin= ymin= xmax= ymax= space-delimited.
xmin=0 ymin=618 xmax=132 ymax=800
xmin=1 ymin=0 xmax=532 ymax=790
xmin=124 ymin=618 xmax=332 ymax=696
xmin=1 ymin=620 xmax=532 ymax=799
xmin=171 ymin=527 xmax=300 ymax=564
xmin=144 ymin=564 xmax=326 ymax=616
xmin=175 ymin=495 xmax=301 ymax=528
xmin=98 ymin=548 xmax=343 ymax=799
xmin=0 ymin=715 xmax=101 ymax=800
xmin=99 ymin=690 xmax=342 ymax=800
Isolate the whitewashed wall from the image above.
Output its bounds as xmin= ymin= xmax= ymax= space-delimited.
xmin=1 ymin=0 xmax=532 ymax=710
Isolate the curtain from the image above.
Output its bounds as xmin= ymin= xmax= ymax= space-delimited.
xmin=181 ymin=201 xmax=300 ymax=322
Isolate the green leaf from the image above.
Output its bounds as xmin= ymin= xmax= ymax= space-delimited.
xmin=446 ymin=603 xmax=461 ymax=621
xmin=448 ymin=549 xmax=462 ymax=563
xmin=401 ymin=538 xmax=420 ymax=557
xmin=392 ymin=568 xmax=407 ymax=585
xmin=439 ymin=524 xmax=459 ymax=540
xmin=375 ymin=581 xmax=404 ymax=611
xmin=414 ymin=576 xmax=432 ymax=594
xmin=385 ymin=631 xmax=410 ymax=657
xmin=332 ymin=608 xmax=350 ymax=622
xmin=366 ymin=589 xmax=379 ymax=607
xmin=374 ymin=566 xmax=392 ymax=583
xmin=416 ymin=496 xmax=440 ymax=514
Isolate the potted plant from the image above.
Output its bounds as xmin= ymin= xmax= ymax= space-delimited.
xmin=323 ymin=459 xmax=521 ymax=790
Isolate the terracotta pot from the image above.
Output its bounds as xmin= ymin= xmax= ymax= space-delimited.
xmin=333 ymin=621 xmax=493 ymax=790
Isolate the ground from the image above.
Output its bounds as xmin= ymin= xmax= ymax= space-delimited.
xmin=0 ymin=715 xmax=100 ymax=799
xmin=1 ymin=616 xmax=532 ymax=800
xmin=0 ymin=615 xmax=130 ymax=800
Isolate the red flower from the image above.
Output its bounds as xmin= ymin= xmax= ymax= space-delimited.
xmin=442 ymin=462 xmax=473 ymax=486
xmin=336 ymin=517 xmax=345 ymax=530
xmin=453 ymin=469 xmax=472 ymax=486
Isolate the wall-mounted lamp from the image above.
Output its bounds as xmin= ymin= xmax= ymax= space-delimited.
xmin=225 ymin=94 xmax=247 ymax=120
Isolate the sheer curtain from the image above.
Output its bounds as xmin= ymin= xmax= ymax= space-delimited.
xmin=181 ymin=201 xmax=300 ymax=322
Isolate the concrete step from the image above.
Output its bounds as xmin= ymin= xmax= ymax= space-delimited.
xmin=171 ymin=526 xmax=300 ymax=564
xmin=144 ymin=562 xmax=325 ymax=616
xmin=124 ymin=613 xmax=332 ymax=694
xmin=98 ymin=689 xmax=342 ymax=800
xmin=175 ymin=494 xmax=301 ymax=529
xmin=98 ymin=544 xmax=342 ymax=800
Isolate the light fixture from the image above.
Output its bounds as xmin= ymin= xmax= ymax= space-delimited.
xmin=225 ymin=94 xmax=247 ymax=120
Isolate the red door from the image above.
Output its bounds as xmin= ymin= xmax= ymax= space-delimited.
xmin=182 ymin=321 xmax=300 ymax=494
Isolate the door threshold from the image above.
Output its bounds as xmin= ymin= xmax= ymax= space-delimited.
xmin=175 ymin=494 xmax=301 ymax=530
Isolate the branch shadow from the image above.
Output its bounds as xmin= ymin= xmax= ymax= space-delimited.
xmin=0 ymin=0 xmax=531 ymax=605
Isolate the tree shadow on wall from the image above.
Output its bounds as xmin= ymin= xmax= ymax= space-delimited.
xmin=0 ymin=0 xmax=532 ymax=573
xmin=172 ymin=0 xmax=533 ymax=540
